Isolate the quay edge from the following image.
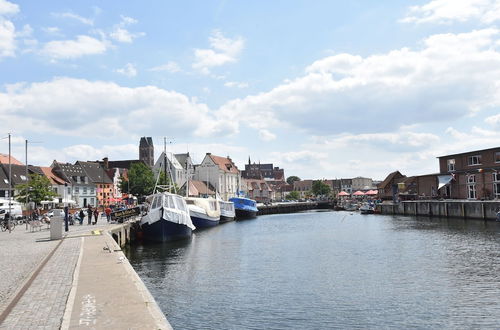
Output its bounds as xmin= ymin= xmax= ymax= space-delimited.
xmin=376 ymin=200 xmax=500 ymax=220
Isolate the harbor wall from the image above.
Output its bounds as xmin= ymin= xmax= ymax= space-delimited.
xmin=377 ymin=200 xmax=500 ymax=220
xmin=257 ymin=202 xmax=326 ymax=215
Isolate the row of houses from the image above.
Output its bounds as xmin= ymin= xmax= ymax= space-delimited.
xmin=377 ymin=146 xmax=500 ymax=201
xmin=293 ymin=177 xmax=378 ymax=198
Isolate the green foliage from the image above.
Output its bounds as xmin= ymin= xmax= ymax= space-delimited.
xmin=311 ymin=180 xmax=331 ymax=196
xmin=157 ymin=171 xmax=179 ymax=193
xmin=123 ymin=163 xmax=155 ymax=197
xmin=286 ymin=191 xmax=300 ymax=200
xmin=286 ymin=176 xmax=301 ymax=185
xmin=15 ymin=174 xmax=58 ymax=206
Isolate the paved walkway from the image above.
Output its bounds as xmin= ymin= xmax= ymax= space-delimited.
xmin=0 ymin=219 xmax=171 ymax=329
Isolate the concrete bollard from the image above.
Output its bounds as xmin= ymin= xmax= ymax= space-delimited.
xmin=50 ymin=216 xmax=63 ymax=240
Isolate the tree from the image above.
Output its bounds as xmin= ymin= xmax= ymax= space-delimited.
xmin=16 ymin=174 xmax=58 ymax=206
xmin=311 ymin=180 xmax=331 ymax=197
xmin=286 ymin=176 xmax=301 ymax=185
xmin=286 ymin=191 xmax=300 ymax=200
xmin=121 ymin=163 xmax=155 ymax=197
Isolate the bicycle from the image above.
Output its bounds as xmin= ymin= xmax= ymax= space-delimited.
xmin=0 ymin=220 xmax=15 ymax=232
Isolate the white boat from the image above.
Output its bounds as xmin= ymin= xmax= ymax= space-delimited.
xmin=185 ymin=197 xmax=220 ymax=228
xmin=359 ymin=202 xmax=375 ymax=214
xmin=218 ymin=200 xmax=235 ymax=222
xmin=140 ymin=192 xmax=195 ymax=242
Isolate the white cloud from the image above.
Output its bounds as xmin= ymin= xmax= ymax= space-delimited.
xmin=224 ymin=81 xmax=249 ymax=88
xmin=149 ymin=61 xmax=181 ymax=73
xmin=401 ymin=0 xmax=500 ymax=24
xmin=258 ymin=129 xmax=276 ymax=141
xmin=40 ymin=35 xmax=107 ymax=59
xmin=43 ymin=26 xmax=62 ymax=35
xmin=216 ymin=29 xmax=500 ymax=136
xmin=52 ymin=12 xmax=94 ymax=26
xmin=0 ymin=0 xmax=18 ymax=16
xmin=192 ymin=30 xmax=244 ymax=74
xmin=115 ymin=63 xmax=137 ymax=77
xmin=0 ymin=77 xmax=235 ymax=140
xmin=109 ymin=15 xmax=144 ymax=43
xmin=0 ymin=18 xmax=15 ymax=57
xmin=485 ymin=113 xmax=500 ymax=126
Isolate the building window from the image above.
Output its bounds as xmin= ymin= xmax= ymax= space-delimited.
xmin=90 ymin=188 xmax=94 ymax=194
xmin=467 ymin=155 xmax=481 ymax=166
xmin=74 ymin=187 xmax=79 ymax=194
xmin=496 ymin=152 xmax=500 ymax=163
xmin=83 ymin=187 xmax=87 ymax=194
xmin=467 ymin=175 xmax=476 ymax=199
xmin=494 ymin=173 xmax=500 ymax=199
xmin=447 ymin=159 xmax=455 ymax=171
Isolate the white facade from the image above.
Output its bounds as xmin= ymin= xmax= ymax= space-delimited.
xmin=194 ymin=154 xmax=241 ymax=201
xmin=154 ymin=152 xmax=188 ymax=189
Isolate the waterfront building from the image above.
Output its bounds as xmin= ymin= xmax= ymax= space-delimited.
xmin=51 ymin=161 xmax=97 ymax=207
xmin=293 ymin=180 xmax=313 ymax=198
xmin=194 ymin=153 xmax=241 ymax=201
xmin=77 ymin=161 xmax=113 ymax=207
xmin=139 ymin=137 xmax=154 ymax=168
xmin=241 ymin=158 xmax=285 ymax=182
xmin=437 ymin=147 xmax=500 ymax=200
xmin=153 ymin=152 xmax=192 ymax=189
xmin=34 ymin=166 xmax=75 ymax=205
xmin=185 ymin=180 xmax=215 ymax=197
xmin=351 ymin=177 xmax=374 ymax=191
xmin=0 ymin=164 xmax=30 ymax=198
xmin=243 ymin=178 xmax=274 ymax=203
xmin=378 ymin=171 xmax=406 ymax=201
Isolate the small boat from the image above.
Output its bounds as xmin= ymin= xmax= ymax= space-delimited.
xmin=229 ymin=197 xmax=258 ymax=219
xmin=218 ymin=200 xmax=235 ymax=223
xmin=140 ymin=192 xmax=195 ymax=242
xmin=359 ymin=202 xmax=375 ymax=214
xmin=185 ymin=197 xmax=220 ymax=228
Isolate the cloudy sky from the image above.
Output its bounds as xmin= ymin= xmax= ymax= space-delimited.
xmin=0 ymin=0 xmax=499 ymax=180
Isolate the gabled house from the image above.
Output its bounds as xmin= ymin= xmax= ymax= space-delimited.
xmin=77 ymin=161 xmax=113 ymax=207
xmin=154 ymin=152 xmax=186 ymax=189
xmin=243 ymin=178 xmax=274 ymax=202
xmin=51 ymin=161 xmax=96 ymax=207
xmin=377 ymin=171 xmax=406 ymax=201
xmin=0 ymin=164 xmax=30 ymax=198
xmin=194 ymin=153 xmax=241 ymax=201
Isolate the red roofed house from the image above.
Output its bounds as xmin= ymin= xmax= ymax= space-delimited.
xmin=0 ymin=153 xmax=24 ymax=166
xmin=194 ymin=153 xmax=241 ymax=200
xmin=243 ymin=178 xmax=274 ymax=203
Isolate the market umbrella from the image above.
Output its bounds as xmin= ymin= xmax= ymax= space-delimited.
xmin=352 ymin=190 xmax=365 ymax=196
xmin=338 ymin=191 xmax=350 ymax=196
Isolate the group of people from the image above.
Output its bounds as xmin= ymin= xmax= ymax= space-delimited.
xmin=75 ymin=205 xmax=113 ymax=225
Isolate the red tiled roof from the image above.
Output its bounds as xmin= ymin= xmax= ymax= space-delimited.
xmin=0 ymin=153 xmax=23 ymax=165
xmin=40 ymin=167 xmax=66 ymax=185
xmin=208 ymin=154 xmax=239 ymax=174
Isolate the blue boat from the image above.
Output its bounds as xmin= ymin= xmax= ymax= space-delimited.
xmin=229 ymin=197 xmax=258 ymax=219
xmin=140 ymin=192 xmax=195 ymax=242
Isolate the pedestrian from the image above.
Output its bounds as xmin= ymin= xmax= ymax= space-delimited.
xmin=105 ymin=206 xmax=112 ymax=222
xmin=79 ymin=209 xmax=85 ymax=225
xmin=93 ymin=207 xmax=99 ymax=225
xmin=87 ymin=205 xmax=93 ymax=225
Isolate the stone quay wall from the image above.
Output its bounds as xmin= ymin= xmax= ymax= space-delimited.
xmin=377 ymin=200 xmax=500 ymax=220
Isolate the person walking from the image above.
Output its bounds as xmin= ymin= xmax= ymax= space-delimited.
xmin=87 ymin=205 xmax=92 ymax=225
xmin=105 ymin=206 xmax=112 ymax=222
xmin=79 ymin=209 xmax=85 ymax=225
xmin=93 ymin=207 xmax=99 ymax=225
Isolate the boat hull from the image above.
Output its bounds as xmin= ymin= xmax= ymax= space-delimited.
xmin=235 ymin=209 xmax=257 ymax=219
xmin=141 ymin=217 xmax=192 ymax=242
xmin=219 ymin=215 xmax=235 ymax=223
xmin=190 ymin=215 xmax=219 ymax=228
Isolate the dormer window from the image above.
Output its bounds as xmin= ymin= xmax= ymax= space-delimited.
xmin=447 ymin=159 xmax=455 ymax=172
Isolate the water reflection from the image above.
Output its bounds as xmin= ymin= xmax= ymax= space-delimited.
xmin=127 ymin=212 xmax=500 ymax=329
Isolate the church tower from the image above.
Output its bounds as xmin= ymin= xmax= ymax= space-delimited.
xmin=139 ymin=137 xmax=154 ymax=168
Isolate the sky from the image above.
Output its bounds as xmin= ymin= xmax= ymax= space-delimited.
xmin=0 ymin=0 xmax=499 ymax=181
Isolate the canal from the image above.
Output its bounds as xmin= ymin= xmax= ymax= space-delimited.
xmin=126 ymin=210 xmax=500 ymax=329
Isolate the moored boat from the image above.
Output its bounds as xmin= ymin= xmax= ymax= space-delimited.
xmin=219 ymin=200 xmax=235 ymax=223
xmin=359 ymin=202 xmax=375 ymax=214
xmin=185 ymin=197 xmax=220 ymax=228
xmin=140 ymin=192 xmax=195 ymax=242
xmin=229 ymin=197 xmax=258 ymax=219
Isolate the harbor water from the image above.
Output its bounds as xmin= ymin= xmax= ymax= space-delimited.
xmin=126 ymin=210 xmax=500 ymax=329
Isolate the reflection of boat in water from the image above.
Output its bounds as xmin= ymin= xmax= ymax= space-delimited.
xmin=229 ymin=197 xmax=258 ymax=219
xmin=359 ymin=202 xmax=375 ymax=214
xmin=185 ymin=197 xmax=220 ymax=228
xmin=218 ymin=200 xmax=235 ymax=223
xmin=140 ymin=192 xmax=195 ymax=242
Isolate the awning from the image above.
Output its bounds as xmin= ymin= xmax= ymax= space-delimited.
xmin=438 ymin=175 xmax=453 ymax=189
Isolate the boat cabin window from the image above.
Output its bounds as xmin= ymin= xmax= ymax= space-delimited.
xmin=152 ymin=195 xmax=162 ymax=209
xmin=173 ymin=196 xmax=187 ymax=212
xmin=185 ymin=199 xmax=195 ymax=205
xmin=164 ymin=195 xmax=175 ymax=209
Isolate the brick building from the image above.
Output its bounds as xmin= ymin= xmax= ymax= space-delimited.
xmin=437 ymin=147 xmax=500 ymax=200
